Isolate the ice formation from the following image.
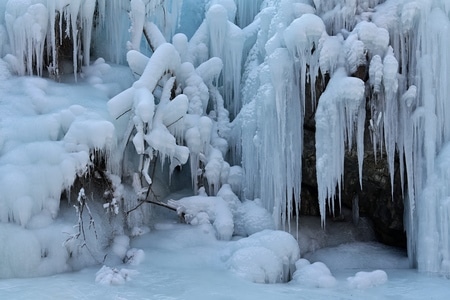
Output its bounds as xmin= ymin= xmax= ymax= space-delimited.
xmin=315 ymin=68 xmax=365 ymax=225
xmin=234 ymin=0 xmax=450 ymax=276
xmin=2 ymin=0 xmax=450 ymax=280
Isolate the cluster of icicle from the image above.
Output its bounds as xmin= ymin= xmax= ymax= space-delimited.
xmin=235 ymin=0 xmax=450 ymax=275
xmin=0 ymin=0 xmax=183 ymax=78
xmin=2 ymin=0 xmax=101 ymax=77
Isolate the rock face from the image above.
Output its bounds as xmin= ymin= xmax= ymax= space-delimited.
xmin=300 ymin=72 xmax=406 ymax=248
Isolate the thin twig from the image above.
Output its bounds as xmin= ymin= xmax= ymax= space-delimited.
xmin=166 ymin=116 xmax=184 ymax=128
xmin=116 ymin=108 xmax=132 ymax=120
xmin=141 ymin=199 xmax=177 ymax=211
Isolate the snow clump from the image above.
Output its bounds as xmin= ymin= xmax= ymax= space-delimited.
xmin=347 ymin=270 xmax=388 ymax=289
xmin=291 ymin=258 xmax=337 ymax=288
xmin=95 ymin=265 xmax=139 ymax=286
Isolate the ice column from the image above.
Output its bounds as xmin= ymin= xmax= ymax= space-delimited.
xmin=315 ymin=69 xmax=365 ymax=226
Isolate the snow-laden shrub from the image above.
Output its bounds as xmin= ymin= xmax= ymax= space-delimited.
xmin=168 ymin=195 xmax=234 ymax=240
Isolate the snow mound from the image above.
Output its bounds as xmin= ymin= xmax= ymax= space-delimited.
xmin=347 ymin=270 xmax=388 ymax=289
xmin=95 ymin=266 xmax=138 ymax=286
xmin=223 ymin=230 xmax=300 ymax=283
xmin=227 ymin=246 xmax=283 ymax=284
xmin=291 ymin=259 xmax=337 ymax=288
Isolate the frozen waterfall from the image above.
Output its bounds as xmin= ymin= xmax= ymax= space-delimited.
xmin=1 ymin=0 xmax=450 ymax=277
xmin=236 ymin=0 xmax=450 ymax=275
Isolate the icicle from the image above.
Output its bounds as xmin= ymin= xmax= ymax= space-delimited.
xmin=128 ymin=0 xmax=146 ymax=51
xmin=315 ymin=69 xmax=365 ymax=226
xmin=284 ymin=13 xmax=326 ymax=108
xmin=81 ymin=0 xmax=97 ymax=66
xmin=4 ymin=2 xmax=48 ymax=76
xmin=234 ymin=0 xmax=263 ymax=28
xmin=69 ymin=0 xmax=81 ymax=80
xmin=383 ymin=47 xmax=399 ymax=196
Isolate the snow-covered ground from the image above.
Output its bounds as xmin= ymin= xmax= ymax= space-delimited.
xmin=1 ymin=220 xmax=449 ymax=300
